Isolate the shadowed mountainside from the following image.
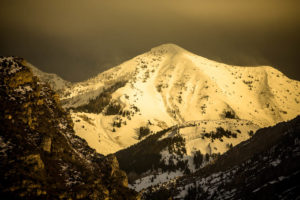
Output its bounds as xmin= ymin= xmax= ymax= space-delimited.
xmin=141 ymin=115 xmax=300 ymax=199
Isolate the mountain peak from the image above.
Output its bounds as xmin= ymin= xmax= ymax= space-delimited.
xmin=150 ymin=43 xmax=188 ymax=55
xmin=24 ymin=46 xmax=300 ymax=157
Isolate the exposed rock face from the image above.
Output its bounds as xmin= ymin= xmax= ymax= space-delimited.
xmin=21 ymin=154 xmax=45 ymax=171
xmin=0 ymin=56 xmax=138 ymax=199
xmin=41 ymin=136 xmax=52 ymax=152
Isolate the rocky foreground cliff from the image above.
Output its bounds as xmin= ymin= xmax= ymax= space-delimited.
xmin=0 ymin=56 xmax=138 ymax=199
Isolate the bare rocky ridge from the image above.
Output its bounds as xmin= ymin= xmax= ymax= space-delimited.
xmin=25 ymin=61 xmax=72 ymax=95
xmin=0 ymin=57 xmax=138 ymax=200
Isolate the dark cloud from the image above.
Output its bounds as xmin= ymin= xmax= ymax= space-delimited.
xmin=0 ymin=0 xmax=299 ymax=81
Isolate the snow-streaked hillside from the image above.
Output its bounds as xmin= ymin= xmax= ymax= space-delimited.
xmin=116 ymin=119 xmax=259 ymax=191
xmin=56 ymin=44 xmax=300 ymax=155
xmin=141 ymin=116 xmax=300 ymax=200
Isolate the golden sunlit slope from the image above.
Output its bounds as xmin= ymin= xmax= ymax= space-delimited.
xmin=32 ymin=44 xmax=300 ymax=155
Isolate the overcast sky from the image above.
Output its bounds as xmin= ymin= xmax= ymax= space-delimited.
xmin=1 ymin=0 xmax=299 ymax=82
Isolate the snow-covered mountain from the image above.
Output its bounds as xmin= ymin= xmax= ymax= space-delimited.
xmin=52 ymin=44 xmax=300 ymax=155
xmin=20 ymin=44 xmax=300 ymax=195
xmin=2 ymin=55 xmax=298 ymax=199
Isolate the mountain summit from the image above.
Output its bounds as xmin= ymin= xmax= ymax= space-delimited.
xmin=38 ymin=44 xmax=299 ymax=155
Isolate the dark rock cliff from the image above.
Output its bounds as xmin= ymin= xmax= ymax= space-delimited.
xmin=0 ymin=56 xmax=138 ymax=200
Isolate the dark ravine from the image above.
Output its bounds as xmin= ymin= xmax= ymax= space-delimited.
xmin=141 ymin=116 xmax=300 ymax=200
xmin=0 ymin=57 xmax=138 ymax=200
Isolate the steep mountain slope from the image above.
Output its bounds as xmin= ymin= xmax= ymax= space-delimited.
xmin=58 ymin=44 xmax=300 ymax=155
xmin=24 ymin=61 xmax=72 ymax=94
xmin=115 ymin=119 xmax=259 ymax=191
xmin=0 ymin=57 xmax=138 ymax=200
xmin=142 ymin=115 xmax=300 ymax=200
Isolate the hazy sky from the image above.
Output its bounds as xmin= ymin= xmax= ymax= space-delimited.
xmin=1 ymin=0 xmax=300 ymax=82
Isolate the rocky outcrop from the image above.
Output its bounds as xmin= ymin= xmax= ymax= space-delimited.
xmin=0 ymin=56 xmax=138 ymax=199
xmin=41 ymin=136 xmax=52 ymax=152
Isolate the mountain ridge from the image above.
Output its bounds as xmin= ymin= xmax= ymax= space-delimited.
xmin=45 ymin=43 xmax=300 ymax=156
xmin=24 ymin=61 xmax=72 ymax=93
xmin=22 ymin=44 xmax=300 ymax=156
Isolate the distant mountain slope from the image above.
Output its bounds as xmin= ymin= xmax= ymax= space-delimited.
xmin=24 ymin=60 xmax=72 ymax=94
xmin=0 ymin=57 xmax=137 ymax=200
xmin=53 ymin=44 xmax=300 ymax=155
xmin=141 ymin=115 xmax=300 ymax=200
